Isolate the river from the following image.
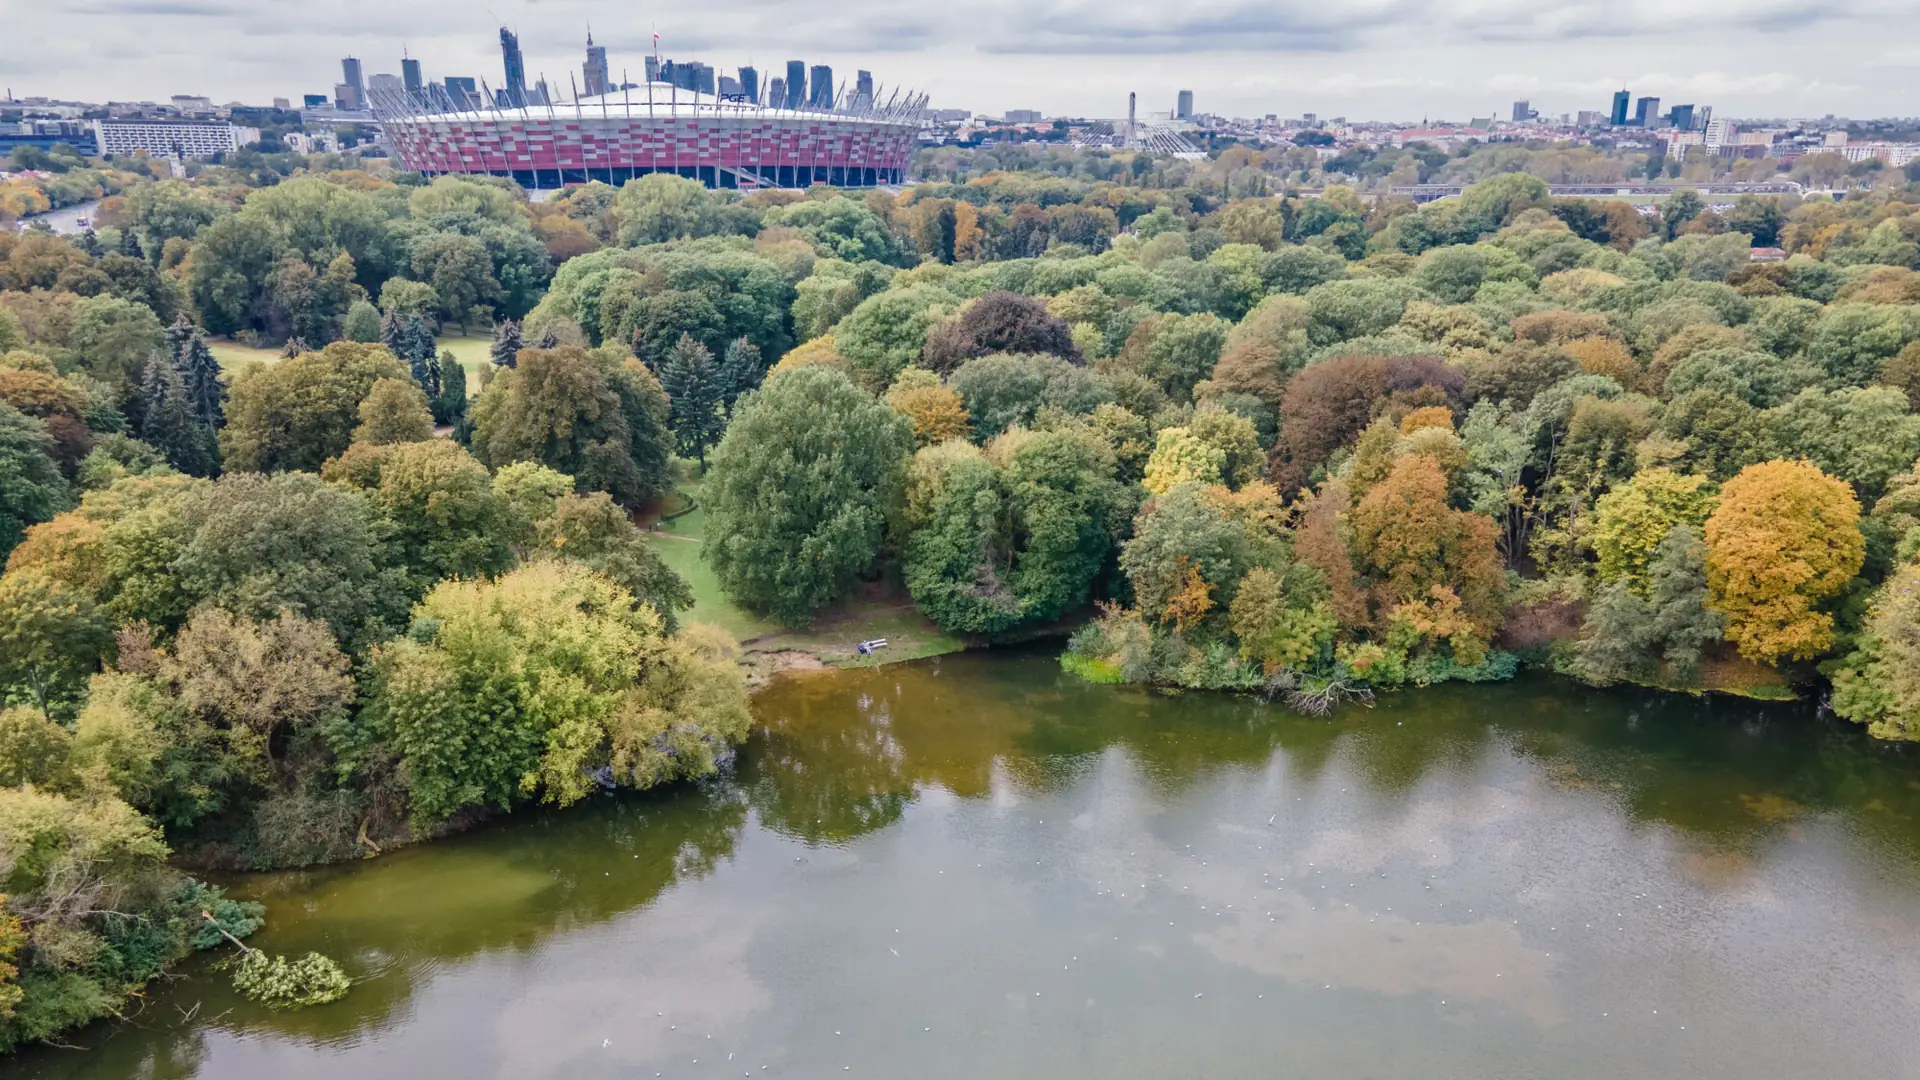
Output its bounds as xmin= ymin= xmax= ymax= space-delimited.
xmin=15 ymin=653 xmax=1920 ymax=1079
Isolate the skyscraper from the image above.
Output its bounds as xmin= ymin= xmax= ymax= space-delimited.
xmin=1176 ymin=89 xmax=1193 ymax=120
xmin=768 ymin=77 xmax=787 ymax=109
xmin=644 ymin=55 xmax=662 ymax=84
xmin=339 ymin=57 xmax=365 ymax=110
xmin=1634 ymin=96 xmax=1660 ymax=128
xmin=1668 ymin=103 xmax=1694 ymax=131
xmin=444 ymin=76 xmax=478 ymax=110
xmin=739 ymin=66 xmax=760 ymax=103
xmin=1511 ymin=99 xmax=1532 ymax=122
xmin=500 ymin=28 xmax=527 ymax=108
xmin=1611 ymin=89 xmax=1630 ymax=126
xmin=854 ymin=70 xmax=873 ymax=110
xmin=809 ymin=65 xmax=834 ymax=108
xmin=786 ymin=61 xmax=806 ymax=109
xmin=402 ymin=55 xmax=423 ymax=99
xmin=583 ymin=33 xmax=609 ymax=97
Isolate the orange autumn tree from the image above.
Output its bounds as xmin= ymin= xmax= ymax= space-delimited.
xmin=1348 ymin=455 xmax=1507 ymax=659
xmin=1704 ymin=459 xmax=1864 ymax=664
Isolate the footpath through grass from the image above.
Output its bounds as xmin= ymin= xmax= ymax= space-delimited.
xmin=645 ymin=471 xmax=966 ymax=671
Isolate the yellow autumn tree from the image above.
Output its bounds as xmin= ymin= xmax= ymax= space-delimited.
xmin=1704 ymin=459 xmax=1864 ymax=664
xmin=884 ymin=369 xmax=970 ymax=447
xmin=1589 ymin=468 xmax=1718 ymax=595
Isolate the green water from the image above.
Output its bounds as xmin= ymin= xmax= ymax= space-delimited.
xmin=17 ymin=653 xmax=1920 ymax=1079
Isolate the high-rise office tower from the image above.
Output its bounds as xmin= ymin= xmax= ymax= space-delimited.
xmin=1611 ymin=89 xmax=1630 ymax=126
xmin=1176 ymin=89 xmax=1193 ymax=120
xmin=854 ymin=70 xmax=873 ymax=110
xmin=1694 ymin=105 xmax=1712 ymax=133
xmin=786 ymin=61 xmax=806 ymax=108
xmin=339 ymin=57 xmax=365 ymax=110
xmin=809 ymin=64 xmax=834 ymax=108
xmin=1667 ymin=104 xmax=1694 ymax=131
xmin=645 ymin=55 xmax=662 ymax=84
xmin=1511 ymin=99 xmax=1532 ymax=122
xmin=693 ymin=63 xmax=716 ymax=95
xmin=768 ymin=77 xmax=787 ymax=109
xmin=739 ymin=66 xmax=760 ymax=103
xmin=583 ymin=33 xmax=609 ymax=97
xmin=1634 ymin=96 xmax=1659 ymax=128
xmin=444 ymin=76 xmax=478 ymax=109
xmin=402 ymin=55 xmax=423 ymax=98
xmin=500 ymin=28 xmax=528 ymax=108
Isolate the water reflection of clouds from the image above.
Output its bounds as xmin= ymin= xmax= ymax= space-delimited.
xmin=491 ymin=893 xmax=772 ymax=1078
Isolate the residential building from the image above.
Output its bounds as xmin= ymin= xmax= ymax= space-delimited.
xmin=1576 ymin=110 xmax=1606 ymax=126
xmin=1176 ymin=90 xmax=1193 ymax=120
xmin=786 ymin=61 xmax=806 ymax=109
xmin=1633 ymin=96 xmax=1660 ymax=127
xmin=809 ymin=65 xmax=834 ymax=108
xmin=1611 ymin=89 xmax=1630 ymax=126
xmin=170 ymin=95 xmax=212 ymax=113
xmin=583 ymin=34 xmax=609 ymax=97
xmin=925 ymin=108 xmax=971 ymax=123
xmin=1004 ymin=109 xmax=1042 ymax=124
xmin=1704 ymin=118 xmax=1737 ymax=146
xmin=93 ymin=118 xmax=243 ymax=158
xmin=500 ymin=27 xmax=527 ymax=108
xmin=333 ymin=83 xmax=356 ymax=111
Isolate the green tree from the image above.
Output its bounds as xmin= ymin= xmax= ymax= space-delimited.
xmin=221 ymin=342 xmax=409 ymax=473
xmin=1766 ymin=386 xmax=1920 ymax=501
xmin=411 ymin=232 xmax=500 ymax=331
xmin=170 ymin=472 xmax=409 ymax=648
xmin=657 ymin=334 xmax=725 ymax=468
xmin=905 ymin=429 xmax=1123 ymax=634
xmin=1589 ymin=468 xmax=1718 ymax=594
xmin=323 ymin=439 xmax=513 ymax=593
xmin=166 ymin=314 xmax=225 ymax=429
xmin=0 ymin=402 xmax=68 ymax=560
xmin=614 ymin=174 xmax=742 ymax=246
xmin=467 ymin=345 xmax=672 ymax=506
xmin=433 ymin=349 xmax=468 ymax=429
xmin=1831 ymin=560 xmax=1920 ymax=741
xmin=349 ymin=377 xmax=435 ymax=445
xmin=703 ymin=367 xmax=912 ymax=625
xmin=341 ymin=299 xmax=383 ymax=343
xmin=0 ymin=570 xmax=110 ymax=718
xmin=67 ymin=296 xmax=163 ymax=389
xmin=490 ymin=318 xmax=523 ymax=367
xmin=137 ymin=358 xmax=219 ymax=477
xmin=366 ymin=561 xmax=750 ymax=822
xmin=123 ymin=178 xmax=220 ymax=256
xmin=949 ymin=353 xmax=1113 ymax=437
xmin=833 ymin=285 xmax=955 ymax=392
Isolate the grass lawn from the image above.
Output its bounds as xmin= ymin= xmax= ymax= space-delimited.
xmin=645 ymin=469 xmax=966 ymax=670
xmin=211 ymin=334 xmax=496 ymax=398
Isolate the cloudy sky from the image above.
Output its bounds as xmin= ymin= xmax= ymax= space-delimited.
xmin=5 ymin=0 xmax=1918 ymax=121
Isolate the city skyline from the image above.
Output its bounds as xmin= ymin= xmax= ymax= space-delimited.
xmin=3 ymin=3 xmax=1917 ymax=120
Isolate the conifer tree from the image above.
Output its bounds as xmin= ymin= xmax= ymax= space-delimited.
xmin=658 ymin=333 xmax=725 ymax=468
xmin=490 ymin=318 xmax=524 ymax=368
xmin=433 ymin=349 xmax=467 ymax=428
xmin=173 ymin=321 xmax=225 ymax=429
xmin=139 ymin=359 xmax=218 ymax=475
xmin=119 ymin=227 xmax=143 ymax=260
xmin=717 ymin=336 xmax=763 ymax=412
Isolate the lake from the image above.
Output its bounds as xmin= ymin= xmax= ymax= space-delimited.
xmin=15 ymin=652 xmax=1920 ymax=1079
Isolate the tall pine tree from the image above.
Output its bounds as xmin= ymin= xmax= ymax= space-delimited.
xmin=490 ymin=318 xmax=524 ymax=368
xmin=384 ymin=312 xmax=440 ymax=399
xmin=139 ymin=359 xmax=218 ymax=476
xmin=433 ymin=349 xmax=468 ymax=429
xmin=167 ymin=314 xmax=225 ymax=429
xmin=658 ymin=333 xmax=725 ymax=469
xmin=717 ymin=336 xmax=763 ymax=413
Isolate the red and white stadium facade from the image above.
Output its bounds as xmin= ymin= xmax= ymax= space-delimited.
xmin=372 ymin=85 xmax=925 ymax=190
